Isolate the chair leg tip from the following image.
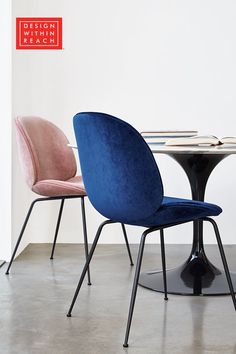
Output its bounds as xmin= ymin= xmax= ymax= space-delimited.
xmin=5 ymin=271 xmax=9 ymax=275
xmin=88 ymin=282 xmax=92 ymax=286
xmin=50 ymin=257 xmax=54 ymax=260
xmin=123 ymin=344 xmax=129 ymax=348
xmin=164 ymin=297 xmax=168 ymax=301
xmin=67 ymin=313 xmax=72 ymax=317
xmin=130 ymin=262 xmax=134 ymax=266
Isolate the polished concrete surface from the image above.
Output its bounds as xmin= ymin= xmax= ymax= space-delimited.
xmin=1 ymin=243 xmax=236 ymax=354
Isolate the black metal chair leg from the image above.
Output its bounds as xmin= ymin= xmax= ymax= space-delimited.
xmin=5 ymin=199 xmax=38 ymax=274
xmin=81 ymin=197 xmax=91 ymax=286
xmin=160 ymin=229 xmax=168 ymax=301
xmin=204 ymin=217 xmax=236 ymax=311
xmin=121 ymin=224 xmax=134 ymax=266
xmin=50 ymin=198 xmax=65 ymax=260
xmin=67 ymin=219 xmax=114 ymax=317
xmin=123 ymin=230 xmax=148 ymax=348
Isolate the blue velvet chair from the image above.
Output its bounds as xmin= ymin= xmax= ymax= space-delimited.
xmin=67 ymin=112 xmax=236 ymax=347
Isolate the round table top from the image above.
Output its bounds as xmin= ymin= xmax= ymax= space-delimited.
xmin=148 ymin=144 xmax=236 ymax=155
xmin=69 ymin=143 xmax=236 ymax=155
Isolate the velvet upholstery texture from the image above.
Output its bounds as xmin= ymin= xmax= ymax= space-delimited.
xmin=15 ymin=116 xmax=86 ymax=197
xmin=73 ymin=112 xmax=164 ymax=222
xmin=73 ymin=112 xmax=222 ymax=227
xmin=32 ymin=176 xmax=86 ymax=197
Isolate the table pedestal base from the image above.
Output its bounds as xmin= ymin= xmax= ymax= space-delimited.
xmin=139 ymin=259 xmax=236 ymax=295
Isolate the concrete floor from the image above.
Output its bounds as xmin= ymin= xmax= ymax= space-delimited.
xmin=0 ymin=243 xmax=236 ymax=354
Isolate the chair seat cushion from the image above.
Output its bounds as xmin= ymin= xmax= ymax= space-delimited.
xmin=130 ymin=196 xmax=222 ymax=227
xmin=32 ymin=176 xmax=86 ymax=197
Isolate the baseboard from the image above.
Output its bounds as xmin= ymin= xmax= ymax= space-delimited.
xmin=0 ymin=261 xmax=6 ymax=268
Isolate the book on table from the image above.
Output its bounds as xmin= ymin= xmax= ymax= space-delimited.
xmin=141 ymin=130 xmax=198 ymax=144
xmin=165 ymin=135 xmax=236 ymax=146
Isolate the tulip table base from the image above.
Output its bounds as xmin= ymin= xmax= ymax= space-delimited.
xmin=139 ymin=259 xmax=236 ymax=295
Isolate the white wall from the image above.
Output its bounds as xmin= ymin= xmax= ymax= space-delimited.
xmin=0 ymin=0 xmax=12 ymax=261
xmin=12 ymin=0 xmax=236 ymax=249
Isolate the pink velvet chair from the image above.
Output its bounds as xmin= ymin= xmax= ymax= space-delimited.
xmin=6 ymin=116 xmax=133 ymax=279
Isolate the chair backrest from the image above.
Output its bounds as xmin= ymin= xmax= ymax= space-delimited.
xmin=73 ymin=112 xmax=164 ymax=223
xmin=15 ymin=116 xmax=77 ymax=188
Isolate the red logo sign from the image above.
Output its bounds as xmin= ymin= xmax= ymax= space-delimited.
xmin=16 ymin=17 xmax=62 ymax=50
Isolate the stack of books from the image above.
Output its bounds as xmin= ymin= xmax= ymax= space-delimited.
xmin=141 ymin=130 xmax=198 ymax=145
xmin=165 ymin=135 xmax=236 ymax=146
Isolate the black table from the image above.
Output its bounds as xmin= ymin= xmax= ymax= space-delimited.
xmin=139 ymin=145 xmax=236 ymax=295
